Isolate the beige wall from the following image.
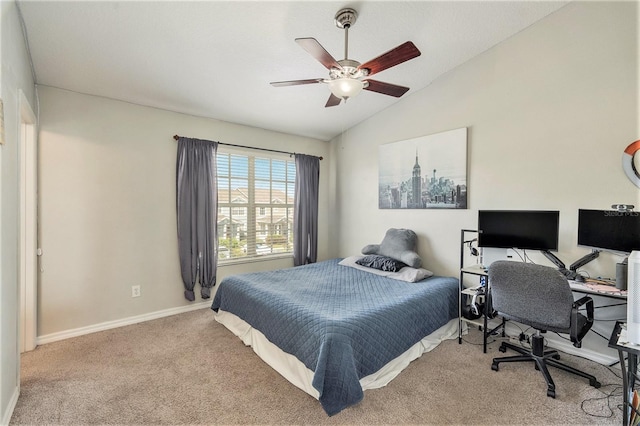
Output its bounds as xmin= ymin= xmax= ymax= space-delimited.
xmin=1 ymin=0 xmax=37 ymax=423
xmin=329 ymin=1 xmax=638 ymax=362
xmin=37 ymin=86 xmax=330 ymax=336
xmin=331 ymin=1 xmax=638 ymax=279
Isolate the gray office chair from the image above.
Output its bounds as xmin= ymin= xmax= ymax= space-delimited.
xmin=488 ymin=260 xmax=601 ymax=398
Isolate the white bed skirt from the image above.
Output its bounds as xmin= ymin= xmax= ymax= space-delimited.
xmin=214 ymin=310 xmax=459 ymax=400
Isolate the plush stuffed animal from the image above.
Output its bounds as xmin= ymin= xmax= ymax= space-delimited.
xmin=362 ymin=228 xmax=422 ymax=268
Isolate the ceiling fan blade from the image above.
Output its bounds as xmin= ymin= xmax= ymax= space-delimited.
xmin=270 ymin=78 xmax=324 ymax=87
xmin=358 ymin=41 xmax=421 ymax=76
xmin=295 ymin=38 xmax=342 ymax=70
xmin=325 ymin=94 xmax=342 ymax=108
xmin=364 ymin=79 xmax=410 ymax=97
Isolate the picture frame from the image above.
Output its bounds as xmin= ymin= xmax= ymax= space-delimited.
xmin=379 ymin=127 xmax=468 ymax=209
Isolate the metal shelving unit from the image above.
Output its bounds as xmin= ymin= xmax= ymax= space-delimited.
xmin=459 ymin=229 xmax=505 ymax=353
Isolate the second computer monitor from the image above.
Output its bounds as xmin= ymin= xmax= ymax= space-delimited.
xmin=477 ymin=210 xmax=560 ymax=251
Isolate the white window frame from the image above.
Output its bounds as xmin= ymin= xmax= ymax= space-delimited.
xmin=216 ymin=147 xmax=295 ymax=263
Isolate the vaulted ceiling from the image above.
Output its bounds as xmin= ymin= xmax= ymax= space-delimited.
xmin=17 ymin=1 xmax=569 ymax=141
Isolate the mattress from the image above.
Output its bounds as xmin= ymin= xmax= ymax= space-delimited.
xmin=215 ymin=309 xmax=459 ymax=397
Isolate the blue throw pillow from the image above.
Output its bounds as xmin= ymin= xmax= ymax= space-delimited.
xmin=356 ymin=255 xmax=408 ymax=272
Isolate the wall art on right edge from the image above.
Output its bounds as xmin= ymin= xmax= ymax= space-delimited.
xmin=379 ymin=127 xmax=468 ymax=209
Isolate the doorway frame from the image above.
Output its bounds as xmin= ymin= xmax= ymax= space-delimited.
xmin=19 ymin=89 xmax=37 ymax=353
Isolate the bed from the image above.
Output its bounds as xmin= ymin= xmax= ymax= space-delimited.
xmin=210 ymin=257 xmax=459 ymax=415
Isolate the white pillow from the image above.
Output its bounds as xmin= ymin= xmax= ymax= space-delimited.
xmin=338 ymin=256 xmax=433 ymax=283
xmin=390 ymin=265 xmax=434 ymax=282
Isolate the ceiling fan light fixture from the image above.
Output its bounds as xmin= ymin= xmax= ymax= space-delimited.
xmin=328 ymin=77 xmax=364 ymax=100
xmin=270 ymin=7 xmax=421 ymax=107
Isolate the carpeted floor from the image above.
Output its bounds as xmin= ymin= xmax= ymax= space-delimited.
xmin=11 ymin=308 xmax=623 ymax=424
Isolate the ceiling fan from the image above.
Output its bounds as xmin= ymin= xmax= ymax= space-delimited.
xmin=270 ymin=8 xmax=421 ymax=108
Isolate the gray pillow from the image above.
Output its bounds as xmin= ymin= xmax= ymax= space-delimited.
xmin=356 ymin=255 xmax=408 ymax=272
xmin=362 ymin=228 xmax=422 ymax=268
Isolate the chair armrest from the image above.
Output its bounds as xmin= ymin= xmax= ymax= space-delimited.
xmin=571 ymin=295 xmax=594 ymax=347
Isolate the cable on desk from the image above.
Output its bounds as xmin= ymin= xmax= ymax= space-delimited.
xmin=516 ymin=249 xmax=528 ymax=262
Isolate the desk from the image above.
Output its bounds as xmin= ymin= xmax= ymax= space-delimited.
xmin=570 ymin=281 xmax=627 ymax=300
xmin=609 ymin=321 xmax=639 ymax=426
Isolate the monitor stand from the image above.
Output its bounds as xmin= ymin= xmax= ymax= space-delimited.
xmin=542 ymin=250 xmax=566 ymax=269
xmin=568 ymin=250 xmax=601 ymax=282
xmin=541 ymin=250 xmax=579 ymax=280
xmin=542 ymin=249 xmax=601 ymax=282
xmin=569 ymin=250 xmax=601 ymax=272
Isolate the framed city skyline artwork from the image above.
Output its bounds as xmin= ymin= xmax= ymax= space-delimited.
xmin=379 ymin=127 xmax=468 ymax=209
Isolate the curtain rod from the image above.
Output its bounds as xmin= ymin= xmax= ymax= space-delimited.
xmin=173 ymin=135 xmax=323 ymax=160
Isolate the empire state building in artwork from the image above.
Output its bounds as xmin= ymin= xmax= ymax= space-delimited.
xmin=411 ymin=150 xmax=422 ymax=208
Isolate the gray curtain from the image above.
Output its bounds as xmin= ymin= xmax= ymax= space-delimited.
xmin=176 ymin=137 xmax=218 ymax=301
xmin=293 ymin=154 xmax=320 ymax=266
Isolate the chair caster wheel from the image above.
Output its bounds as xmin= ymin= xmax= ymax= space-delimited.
xmin=535 ymin=364 xmax=540 ymax=371
xmin=491 ymin=363 xmax=499 ymax=371
xmin=591 ymin=380 xmax=601 ymax=389
xmin=547 ymin=389 xmax=556 ymax=398
xmin=499 ymin=346 xmax=506 ymax=353
xmin=552 ymin=354 xmax=561 ymax=360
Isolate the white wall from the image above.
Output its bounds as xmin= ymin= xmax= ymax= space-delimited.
xmin=331 ymin=1 xmax=638 ymax=278
xmin=0 ymin=0 xmax=36 ymax=423
xmin=330 ymin=2 xmax=638 ymax=361
xmin=37 ymin=86 xmax=330 ymax=337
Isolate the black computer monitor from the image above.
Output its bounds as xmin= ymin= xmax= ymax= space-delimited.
xmin=478 ymin=210 xmax=560 ymax=251
xmin=578 ymin=209 xmax=640 ymax=255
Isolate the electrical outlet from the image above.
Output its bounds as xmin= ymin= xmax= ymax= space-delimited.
xmin=131 ymin=285 xmax=141 ymax=298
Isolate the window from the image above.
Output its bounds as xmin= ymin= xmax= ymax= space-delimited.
xmin=217 ymin=148 xmax=296 ymax=261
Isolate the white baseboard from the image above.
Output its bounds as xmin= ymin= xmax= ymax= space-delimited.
xmin=544 ymin=334 xmax=619 ymax=366
xmin=36 ymin=301 xmax=212 ymax=346
xmin=502 ymin=322 xmax=618 ymax=366
xmin=1 ymin=385 xmax=20 ymax=426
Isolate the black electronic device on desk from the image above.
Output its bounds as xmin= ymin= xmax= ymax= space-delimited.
xmin=577 ymin=209 xmax=640 ymax=289
xmin=578 ymin=209 xmax=640 ymax=255
xmin=477 ymin=210 xmax=559 ymax=252
xmin=478 ymin=209 xmax=571 ymax=273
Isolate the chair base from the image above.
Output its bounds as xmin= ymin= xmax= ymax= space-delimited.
xmin=491 ymin=335 xmax=601 ymax=398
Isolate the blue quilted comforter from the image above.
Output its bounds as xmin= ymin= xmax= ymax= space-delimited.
xmin=210 ymin=258 xmax=458 ymax=415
